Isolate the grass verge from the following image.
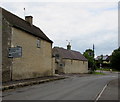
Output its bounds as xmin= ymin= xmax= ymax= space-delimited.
xmin=89 ymin=71 xmax=106 ymax=75
xmin=97 ymin=68 xmax=120 ymax=72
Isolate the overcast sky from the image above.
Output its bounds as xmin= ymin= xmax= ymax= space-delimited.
xmin=1 ymin=0 xmax=119 ymax=57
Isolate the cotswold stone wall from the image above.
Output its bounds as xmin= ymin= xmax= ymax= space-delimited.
xmin=2 ymin=15 xmax=12 ymax=82
xmin=11 ymin=27 xmax=53 ymax=80
xmin=63 ymin=59 xmax=88 ymax=74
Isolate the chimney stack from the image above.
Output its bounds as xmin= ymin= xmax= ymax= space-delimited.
xmin=25 ymin=16 xmax=33 ymax=25
xmin=67 ymin=42 xmax=71 ymax=50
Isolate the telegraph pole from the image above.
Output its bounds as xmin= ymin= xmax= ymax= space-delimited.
xmin=93 ymin=44 xmax=95 ymax=71
xmin=93 ymin=44 xmax=95 ymax=58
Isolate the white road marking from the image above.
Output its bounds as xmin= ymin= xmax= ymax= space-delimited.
xmin=95 ymin=84 xmax=108 ymax=102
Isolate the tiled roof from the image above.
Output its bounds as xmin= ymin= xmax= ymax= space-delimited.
xmin=95 ymin=55 xmax=110 ymax=61
xmin=2 ymin=8 xmax=53 ymax=43
xmin=53 ymin=47 xmax=87 ymax=61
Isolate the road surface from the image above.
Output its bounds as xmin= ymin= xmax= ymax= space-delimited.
xmin=2 ymin=72 xmax=118 ymax=100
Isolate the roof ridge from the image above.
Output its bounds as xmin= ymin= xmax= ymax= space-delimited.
xmin=54 ymin=47 xmax=81 ymax=54
xmin=2 ymin=7 xmax=53 ymax=43
xmin=2 ymin=8 xmax=30 ymax=25
xmin=53 ymin=47 xmax=87 ymax=61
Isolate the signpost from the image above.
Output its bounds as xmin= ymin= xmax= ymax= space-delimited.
xmin=8 ymin=46 xmax=22 ymax=58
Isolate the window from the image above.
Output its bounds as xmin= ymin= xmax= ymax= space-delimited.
xmin=59 ymin=63 xmax=65 ymax=67
xmin=60 ymin=64 xmax=63 ymax=67
xmin=37 ymin=38 xmax=41 ymax=48
xmin=55 ymin=54 xmax=59 ymax=59
xmin=55 ymin=70 xmax=58 ymax=74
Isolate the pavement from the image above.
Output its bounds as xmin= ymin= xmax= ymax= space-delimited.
xmin=2 ymin=75 xmax=66 ymax=91
xmin=2 ymin=73 xmax=92 ymax=92
xmin=1 ymin=71 xmax=119 ymax=101
xmin=2 ymin=72 xmax=118 ymax=100
xmin=98 ymin=78 xmax=119 ymax=101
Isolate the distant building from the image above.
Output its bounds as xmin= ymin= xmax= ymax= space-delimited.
xmin=52 ymin=44 xmax=88 ymax=74
xmin=95 ymin=55 xmax=111 ymax=68
xmin=95 ymin=55 xmax=110 ymax=64
xmin=1 ymin=7 xmax=53 ymax=82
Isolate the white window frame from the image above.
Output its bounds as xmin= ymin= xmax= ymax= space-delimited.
xmin=37 ymin=38 xmax=41 ymax=48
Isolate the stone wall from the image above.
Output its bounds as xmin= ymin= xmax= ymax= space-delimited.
xmin=2 ymin=14 xmax=12 ymax=82
xmin=63 ymin=59 xmax=88 ymax=73
xmin=11 ymin=27 xmax=53 ymax=80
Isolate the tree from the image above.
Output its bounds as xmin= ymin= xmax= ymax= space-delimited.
xmin=110 ymin=47 xmax=120 ymax=71
xmin=83 ymin=49 xmax=96 ymax=72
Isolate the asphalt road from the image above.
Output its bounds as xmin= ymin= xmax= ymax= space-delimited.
xmin=2 ymin=72 xmax=118 ymax=100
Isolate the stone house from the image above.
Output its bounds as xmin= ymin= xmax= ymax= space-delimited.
xmin=52 ymin=44 xmax=88 ymax=74
xmin=95 ymin=55 xmax=110 ymax=63
xmin=1 ymin=7 xmax=53 ymax=82
xmin=95 ymin=55 xmax=111 ymax=68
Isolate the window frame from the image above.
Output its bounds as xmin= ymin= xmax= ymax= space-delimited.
xmin=37 ymin=38 xmax=41 ymax=48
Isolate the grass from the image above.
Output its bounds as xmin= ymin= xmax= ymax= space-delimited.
xmin=96 ymin=68 xmax=110 ymax=71
xmin=93 ymin=72 xmax=106 ymax=75
xmin=89 ymin=71 xmax=106 ymax=75
xmin=112 ymin=69 xmax=120 ymax=72
xmin=97 ymin=68 xmax=120 ymax=72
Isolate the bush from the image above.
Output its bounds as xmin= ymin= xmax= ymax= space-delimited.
xmin=110 ymin=47 xmax=120 ymax=71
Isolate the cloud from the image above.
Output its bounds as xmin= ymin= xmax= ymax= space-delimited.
xmin=1 ymin=2 xmax=118 ymax=56
xmin=1 ymin=0 xmax=119 ymax=2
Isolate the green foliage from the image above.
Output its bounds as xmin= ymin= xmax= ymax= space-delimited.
xmin=89 ymin=71 xmax=105 ymax=75
xmin=110 ymin=47 xmax=120 ymax=71
xmin=83 ymin=49 xmax=96 ymax=72
xmin=97 ymin=68 xmax=120 ymax=72
xmin=96 ymin=68 xmax=110 ymax=71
